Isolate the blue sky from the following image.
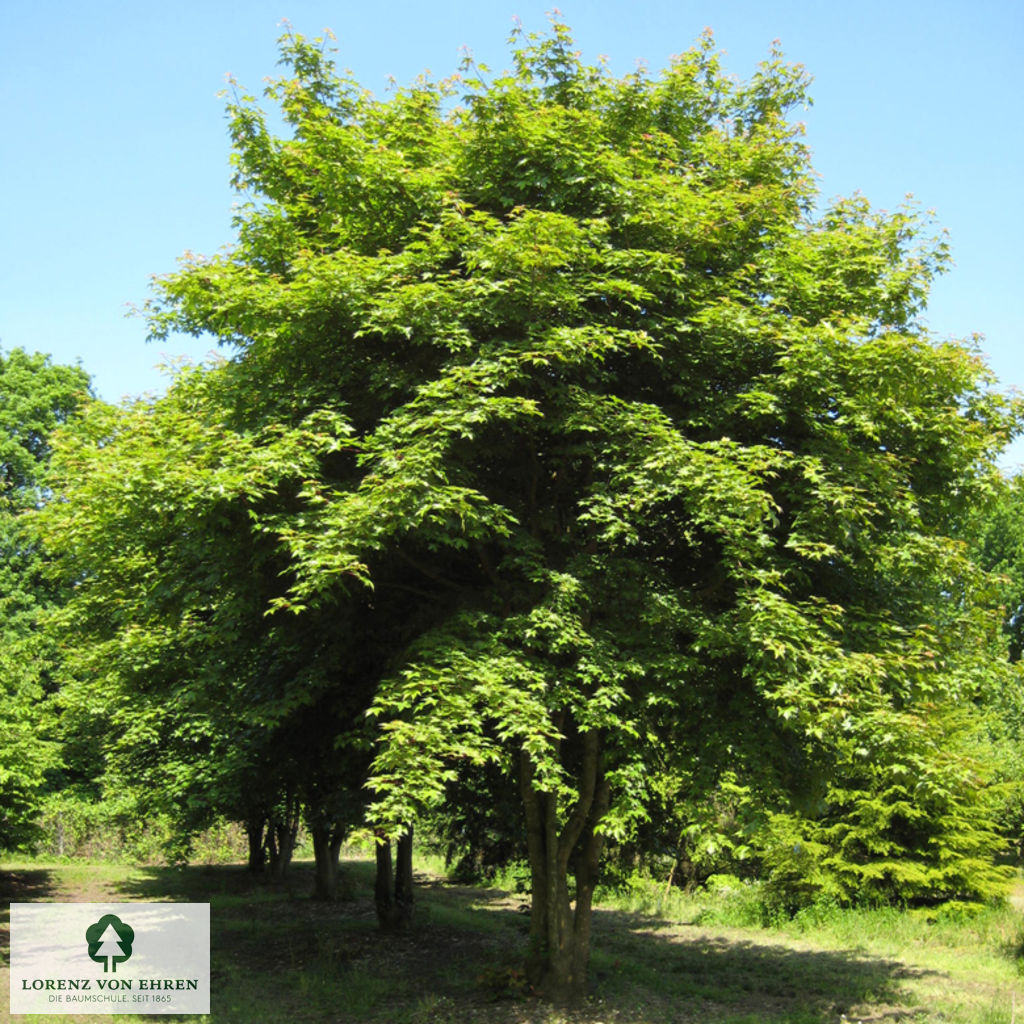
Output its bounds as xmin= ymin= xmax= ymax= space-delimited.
xmin=3 ymin=1 xmax=1022 ymax=462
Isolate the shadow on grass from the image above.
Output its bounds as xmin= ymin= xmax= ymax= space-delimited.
xmin=3 ymin=861 xmax=942 ymax=1023
xmin=423 ymin=884 xmax=935 ymax=1022
xmin=587 ymin=906 xmax=936 ymax=1022
xmin=111 ymin=862 xmax=296 ymax=900
xmin=412 ymin=874 xmax=926 ymax=1017
xmin=1 ymin=867 xmax=61 ymax=967
xmin=1 ymin=866 xmax=59 ymax=903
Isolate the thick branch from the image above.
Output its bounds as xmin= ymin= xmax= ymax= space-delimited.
xmin=520 ymin=750 xmax=546 ymax=875
xmin=557 ymin=729 xmax=600 ymax=871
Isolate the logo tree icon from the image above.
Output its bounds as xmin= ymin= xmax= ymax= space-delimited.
xmin=86 ymin=914 xmax=134 ymax=973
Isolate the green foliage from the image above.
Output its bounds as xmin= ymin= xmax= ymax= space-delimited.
xmin=0 ymin=348 xmax=90 ymax=505
xmin=962 ymin=475 xmax=1024 ymax=854
xmin=819 ymin=717 xmax=1011 ymax=905
xmin=973 ymin=474 xmax=1024 ymax=662
xmin=0 ymin=347 xmax=91 ymax=851
xmin=32 ymin=791 xmax=250 ymax=864
xmin=755 ymin=813 xmax=842 ymax=920
xmin=36 ymin=369 xmax=374 ymax=856
xmin=31 ymin=789 xmax=175 ymax=863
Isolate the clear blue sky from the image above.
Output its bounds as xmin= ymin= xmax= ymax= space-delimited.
xmin=3 ymin=1 xmax=1022 ymax=462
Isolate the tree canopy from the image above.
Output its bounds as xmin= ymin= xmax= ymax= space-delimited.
xmin=37 ymin=21 xmax=1022 ymax=1000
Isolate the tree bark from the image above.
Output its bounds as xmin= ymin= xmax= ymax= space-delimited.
xmin=374 ymin=836 xmax=394 ymax=926
xmin=266 ymin=820 xmax=297 ymax=879
xmin=571 ymin=779 xmax=610 ymax=989
xmin=374 ymin=827 xmax=415 ymax=930
xmin=311 ymin=824 xmax=346 ymax=900
xmin=520 ymin=729 xmax=608 ymax=1003
xmin=245 ymin=816 xmax=266 ymax=874
xmin=265 ymin=788 xmax=300 ymax=881
xmin=395 ymin=826 xmax=415 ymax=927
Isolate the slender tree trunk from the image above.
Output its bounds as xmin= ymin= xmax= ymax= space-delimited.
xmin=311 ymin=825 xmax=335 ymax=900
xmin=245 ymin=816 xmax=266 ymax=874
xmin=520 ymin=730 xmax=609 ymax=1004
xmin=571 ymin=801 xmax=609 ymax=988
xmin=265 ymin=825 xmax=279 ymax=876
xmin=395 ymin=826 xmax=415 ymax=927
xmin=374 ymin=836 xmax=394 ymax=926
xmin=374 ymin=827 xmax=415 ymax=931
xmin=311 ymin=825 xmax=346 ymax=900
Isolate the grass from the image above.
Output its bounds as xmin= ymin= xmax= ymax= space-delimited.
xmin=2 ymin=854 xmax=1021 ymax=1023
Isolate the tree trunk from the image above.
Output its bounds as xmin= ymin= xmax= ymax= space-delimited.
xmin=520 ymin=731 xmax=610 ymax=1004
xmin=374 ymin=826 xmax=415 ymax=931
xmin=245 ymin=816 xmax=266 ymax=874
xmin=311 ymin=824 xmax=346 ymax=900
xmin=265 ymin=788 xmax=300 ymax=881
xmin=395 ymin=827 xmax=415 ymax=927
xmin=374 ymin=836 xmax=394 ymax=925
xmin=265 ymin=822 xmax=294 ymax=879
xmin=571 ymin=810 xmax=608 ymax=989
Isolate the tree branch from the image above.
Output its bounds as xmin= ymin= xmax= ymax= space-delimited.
xmin=557 ymin=729 xmax=600 ymax=871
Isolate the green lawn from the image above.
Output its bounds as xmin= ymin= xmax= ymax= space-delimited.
xmin=2 ymin=856 xmax=1021 ymax=1023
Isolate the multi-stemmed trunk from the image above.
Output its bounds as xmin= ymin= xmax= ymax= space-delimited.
xmin=265 ymin=788 xmax=301 ymax=880
xmin=520 ymin=729 xmax=610 ymax=1004
xmin=374 ymin=827 xmax=415 ymax=930
xmin=310 ymin=823 xmax=346 ymax=900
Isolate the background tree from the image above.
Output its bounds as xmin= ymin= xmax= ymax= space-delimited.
xmin=40 ymin=21 xmax=1022 ymax=1002
xmin=0 ymin=347 xmax=91 ymax=851
xmin=38 ymin=368 xmax=374 ymax=892
xmin=973 ymin=474 xmax=1024 ymax=662
xmin=966 ymin=474 xmax=1024 ymax=857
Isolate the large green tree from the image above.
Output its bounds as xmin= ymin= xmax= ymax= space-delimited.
xmin=1 ymin=347 xmax=91 ymax=850
xmin=40 ymin=22 xmax=1021 ymax=1000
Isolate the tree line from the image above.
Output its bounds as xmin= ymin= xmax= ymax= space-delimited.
xmin=3 ymin=20 xmax=1024 ymax=1002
